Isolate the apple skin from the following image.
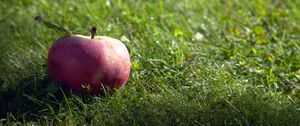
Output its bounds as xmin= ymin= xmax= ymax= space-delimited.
xmin=48 ymin=35 xmax=131 ymax=95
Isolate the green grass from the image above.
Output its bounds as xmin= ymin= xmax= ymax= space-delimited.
xmin=1 ymin=0 xmax=300 ymax=125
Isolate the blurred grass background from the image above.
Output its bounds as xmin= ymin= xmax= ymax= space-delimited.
xmin=1 ymin=0 xmax=300 ymax=125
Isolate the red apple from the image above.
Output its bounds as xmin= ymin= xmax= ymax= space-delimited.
xmin=47 ymin=34 xmax=131 ymax=95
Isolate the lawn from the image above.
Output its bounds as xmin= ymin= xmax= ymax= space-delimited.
xmin=1 ymin=0 xmax=300 ymax=125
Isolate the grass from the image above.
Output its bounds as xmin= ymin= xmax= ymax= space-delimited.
xmin=1 ymin=0 xmax=300 ymax=125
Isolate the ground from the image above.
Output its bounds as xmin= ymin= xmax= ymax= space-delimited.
xmin=1 ymin=0 xmax=300 ymax=125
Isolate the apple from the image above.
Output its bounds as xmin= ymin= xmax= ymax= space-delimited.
xmin=47 ymin=27 xmax=131 ymax=95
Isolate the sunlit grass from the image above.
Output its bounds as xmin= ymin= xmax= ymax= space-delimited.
xmin=1 ymin=0 xmax=300 ymax=125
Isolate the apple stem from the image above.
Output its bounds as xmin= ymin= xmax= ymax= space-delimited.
xmin=91 ymin=26 xmax=97 ymax=39
xmin=34 ymin=15 xmax=72 ymax=35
